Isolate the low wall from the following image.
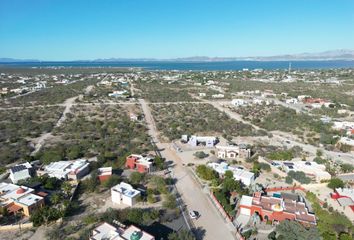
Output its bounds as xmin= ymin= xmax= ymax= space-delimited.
xmin=0 ymin=222 xmax=33 ymax=231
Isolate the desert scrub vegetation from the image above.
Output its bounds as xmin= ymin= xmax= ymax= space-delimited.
xmin=4 ymin=77 xmax=100 ymax=107
xmin=0 ymin=106 xmax=64 ymax=165
xmin=37 ymin=104 xmax=152 ymax=166
xmin=150 ymin=103 xmax=263 ymax=141
xmin=135 ymin=79 xmax=197 ymax=102
xmin=233 ymin=104 xmax=338 ymax=145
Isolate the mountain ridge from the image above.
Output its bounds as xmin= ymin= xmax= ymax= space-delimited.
xmin=1 ymin=49 xmax=354 ymax=62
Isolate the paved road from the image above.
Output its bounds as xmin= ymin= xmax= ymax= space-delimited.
xmin=139 ymin=98 xmax=236 ymax=240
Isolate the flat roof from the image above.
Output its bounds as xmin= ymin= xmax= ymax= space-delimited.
xmin=240 ymin=195 xmax=253 ymax=207
xmin=17 ymin=193 xmax=43 ymax=206
xmin=120 ymin=225 xmax=154 ymax=240
xmin=112 ymin=182 xmax=140 ymax=198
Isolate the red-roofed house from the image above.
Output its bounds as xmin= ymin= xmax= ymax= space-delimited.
xmin=125 ymin=154 xmax=155 ymax=173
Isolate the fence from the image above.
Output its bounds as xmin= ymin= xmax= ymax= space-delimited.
xmin=0 ymin=222 xmax=33 ymax=231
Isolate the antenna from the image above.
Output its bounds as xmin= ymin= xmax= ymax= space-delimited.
xmin=288 ymin=62 xmax=292 ymax=74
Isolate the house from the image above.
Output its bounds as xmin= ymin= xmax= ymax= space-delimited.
xmin=181 ymin=135 xmax=218 ymax=147
xmin=337 ymin=137 xmax=354 ymax=151
xmin=125 ymin=154 xmax=155 ymax=173
xmin=285 ymin=98 xmax=298 ymax=104
xmin=0 ymin=182 xmax=44 ymax=217
xmin=199 ymin=93 xmax=206 ymax=97
xmin=211 ymin=94 xmax=224 ymax=98
xmin=129 ymin=113 xmax=141 ymax=121
xmin=9 ymin=162 xmax=33 ymax=184
xmin=239 ymin=192 xmax=316 ymax=225
xmin=37 ymin=159 xmax=90 ymax=181
xmin=278 ymin=161 xmax=331 ymax=182
xmin=111 ymin=182 xmax=141 ymax=207
xmin=108 ymin=90 xmax=128 ymax=97
xmin=231 ymin=99 xmax=248 ymax=107
xmin=90 ymin=222 xmax=155 ymax=240
xmin=216 ymin=145 xmax=251 ymax=159
xmin=331 ymin=188 xmax=354 ymax=212
xmin=97 ymin=167 xmax=112 ymax=183
xmin=207 ymin=162 xmax=254 ymax=186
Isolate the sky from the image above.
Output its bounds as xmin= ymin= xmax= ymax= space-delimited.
xmin=0 ymin=0 xmax=354 ymax=60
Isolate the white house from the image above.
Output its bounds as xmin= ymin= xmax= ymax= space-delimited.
xmin=231 ymin=99 xmax=248 ymax=107
xmin=182 ymin=135 xmax=218 ymax=147
xmin=207 ymin=162 xmax=255 ymax=186
xmin=285 ymin=98 xmax=299 ymax=104
xmin=9 ymin=162 xmax=33 ymax=184
xmin=90 ymin=222 xmax=155 ymax=240
xmin=111 ymin=182 xmax=141 ymax=207
xmin=216 ymin=145 xmax=251 ymax=159
xmin=279 ymin=161 xmax=331 ymax=182
xmin=38 ymin=159 xmax=90 ymax=181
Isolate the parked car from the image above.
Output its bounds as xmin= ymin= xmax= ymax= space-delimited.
xmin=189 ymin=210 xmax=199 ymax=219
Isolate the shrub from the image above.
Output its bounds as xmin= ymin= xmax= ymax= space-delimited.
xmin=196 ymin=165 xmax=218 ymax=181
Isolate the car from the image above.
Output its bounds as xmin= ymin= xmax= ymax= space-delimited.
xmin=189 ymin=210 xmax=199 ymax=219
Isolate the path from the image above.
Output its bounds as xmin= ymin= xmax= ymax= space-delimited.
xmin=139 ymin=98 xmax=236 ymax=240
xmin=31 ymin=95 xmax=79 ymax=155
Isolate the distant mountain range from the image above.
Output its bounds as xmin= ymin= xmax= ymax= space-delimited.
xmin=1 ymin=49 xmax=354 ymax=62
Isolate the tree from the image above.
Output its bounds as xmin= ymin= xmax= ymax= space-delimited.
xmin=288 ymin=171 xmax=311 ymax=184
xmin=327 ymin=178 xmax=344 ymax=190
xmin=66 ymin=145 xmax=82 ymax=160
xmin=275 ymin=220 xmax=321 ymax=240
xmin=285 ymin=176 xmax=293 ymax=184
xmin=50 ymin=193 xmax=62 ymax=205
xmin=61 ymin=182 xmax=73 ymax=197
xmin=196 ymin=165 xmax=218 ymax=181
xmin=340 ymin=164 xmax=354 ymax=173
xmin=194 ymin=151 xmax=209 ymax=159
xmin=129 ymin=172 xmax=145 ymax=185
xmin=163 ymin=193 xmax=177 ymax=209
xmin=150 ymin=176 xmax=167 ymax=194
xmin=103 ymin=175 xmax=121 ymax=188
xmin=154 ymin=156 xmax=165 ymax=170
xmin=168 ymin=230 xmax=196 ymax=240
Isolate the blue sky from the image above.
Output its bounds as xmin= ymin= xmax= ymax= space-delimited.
xmin=0 ymin=0 xmax=354 ymax=60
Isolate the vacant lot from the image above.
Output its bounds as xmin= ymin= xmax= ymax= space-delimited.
xmin=150 ymin=103 xmax=263 ymax=141
xmin=0 ymin=106 xmax=64 ymax=165
xmin=37 ymin=104 xmax=152 ymax=166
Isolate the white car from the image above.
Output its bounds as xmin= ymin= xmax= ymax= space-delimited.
xmin=189 ymin=210 xmax=198 ymax=219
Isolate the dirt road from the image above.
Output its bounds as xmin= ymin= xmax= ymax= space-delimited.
xmin=139 ymin=98 xmax=236 ymax=240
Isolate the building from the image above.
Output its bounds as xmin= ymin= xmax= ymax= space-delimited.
xmin=125 ymin=154 xmax=155 ymax=173
xmin=0 ymin=182 xmax=44 ymax=217
xmin=231 ymin=99 xmax=248 ymax=107
xmin=97 ymin=167 xmax=113 ymax=183
xmin=285 ymin=98 xmax=299 ymax=104
xmin=181 ymin=135 xmax=218 ymax=147
xmin=207 ymin=162 xmax=254 ymax=186
xmin=337 ymin=137 xmax=354 ymax=151
xmin=111 ymin=182 xmax=141 ymax=207
xmin=216 ymin=145 xmax=251 ymax=159
xmin=277 ymin=161 xmax=331 ymax=182
xmin=90 ymin=222 xmax=155 ymax=240
xmin=239 ymin=192 xmax=316 ymax=225
xmin=331 ymin=188 xmax=354 ymax=212
xmin=9 ymin=162 xmax=33 ymax=184
xmin=38 ymin=159 xmax=90 ymax=181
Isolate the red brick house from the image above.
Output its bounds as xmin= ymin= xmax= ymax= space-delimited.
xmin=125 ymin=154 xmax=154 ymax=173
xmin=239 ymin=192 xmax=316 ymax=226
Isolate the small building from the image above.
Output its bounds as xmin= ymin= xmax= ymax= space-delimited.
xmin=231 ymin=99 xmax=248 ymax=107
xmin=111 ymin=182 xmax=141 ymax=207
xmin=285 ymin=98 xmax=298 ymax=104
xmin=337 ymin=137 xmax=354 ymax=151
xmin=207 ymin=162 xmax=254 ymax=186
xmin=125 ymin=154 xmax=155 ymax=173
xmin=0 ymin=182 xmax=44 ymax=217
xmin=216 ymin=145 xmax=251 ymax=159
xmin=97 ymin=167 xmax=113 ymax=183
xmin=278 ymin=161 xmax=331 ymax=182
xmin=9 ymin=162 xmax=33 ymax=184
xmin=90 ymin=222 xmax=155 ymax=240
xmin=38 ymin=159 xmax=90 ymax=181
xmin=239 ymin=192 xmax=316 ymax=225
xmin=182 ymin=135 xmax=218 ymax=147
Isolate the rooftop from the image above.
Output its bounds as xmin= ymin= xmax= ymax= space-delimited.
xmin=112 ymin=182 xmax=140 ymax=198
